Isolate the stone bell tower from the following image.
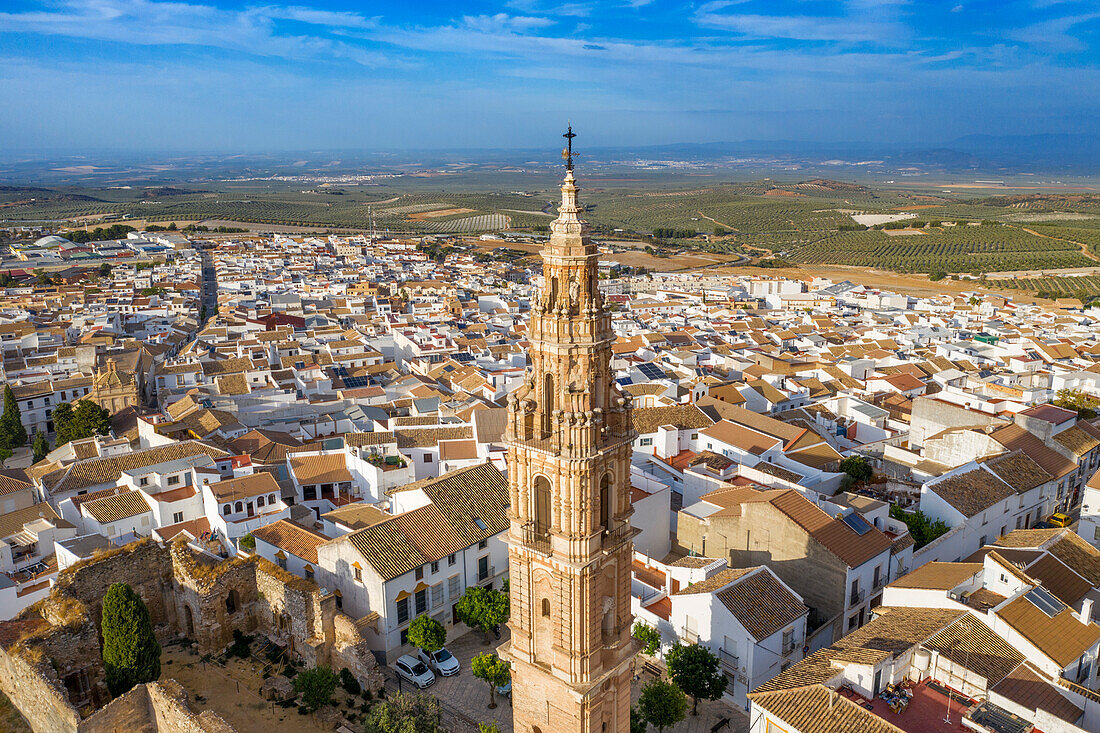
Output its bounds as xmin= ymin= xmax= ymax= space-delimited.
xmin=505 ymin=128 xmax=637 ymax=733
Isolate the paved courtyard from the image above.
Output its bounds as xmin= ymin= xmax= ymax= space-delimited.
xmin=382 ymin=629 xmax=750 ymax=733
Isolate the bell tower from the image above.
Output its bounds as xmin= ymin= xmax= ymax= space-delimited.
xmin=505 ymin=127 xmax=637 ymax=733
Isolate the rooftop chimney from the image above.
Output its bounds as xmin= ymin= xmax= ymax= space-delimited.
xmin=1083 ymin=598 xmax=1094 ymax=625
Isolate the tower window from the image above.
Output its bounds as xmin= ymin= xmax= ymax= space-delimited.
xmin=542 ymin=598 xmax=550 ymax=617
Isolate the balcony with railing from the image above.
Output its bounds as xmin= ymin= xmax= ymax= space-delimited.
xmin=478 ymin=566 xmax=496 ymax=584
xmin=718 ymin=648 xmax=740 ymax=671
xmin=602 ymin=522 xmax=637 ymax=553
xmin=850 ymin=587 xmax=865 ymax=607
xmin=519 ymin=521 xmax=552 ymax=556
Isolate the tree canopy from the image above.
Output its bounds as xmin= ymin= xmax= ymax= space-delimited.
xmin=101 ymin=582 xmax=160 ymax=697
xmin=839 ymin=455 xmax=873 ymax=483
xmin=53 ymin=399 xmax=111 ymax=447
xmin=32 ymin=431 xmax=49 ymax=463
xmin=889 ymin=505 xmax=950 ymax=549
xmin=407 ymin=614 xmax=447 ymax=653
xmin=1053 ymin=389 xmax=1100 ymax=419
xmin=665 ymin=643 xmax=728 ymax=716
xmin=632 ymin=622 xmax=661 ymax=656
xmin=362 ymin=692 xmax=442 ymax=733
xmin=637 ymin=679 xmax=687 ymax=731
xmin=293 ymin=666 xmax=338 ymax=711
xmin=470 ymin=652 xmax=510 ymax=709
xmin=455 ymin=585 xmax=509 ymax=641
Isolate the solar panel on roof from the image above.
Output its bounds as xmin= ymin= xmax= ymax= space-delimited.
xmin=1024 ymin=586 xmax=1065 ymax=617
xmin=343 ymin=375 xmax=372 ymax=389
xmin=841 ymin=511 xmax=873 ymax=535
xmin=637 ymin=362 xmax=667 ymax=380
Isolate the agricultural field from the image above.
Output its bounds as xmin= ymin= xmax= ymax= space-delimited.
xmin=786 ymin=224 xmax=1094 ymax=274
xmin=4 ymin=177 xmax=1100 ymax=276
xmin=990 ymin=274 xmax=1100 ymax=300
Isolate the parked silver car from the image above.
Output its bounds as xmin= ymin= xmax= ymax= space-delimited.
xmin=395 ymin=654 xmax=436 ymax=689
xmin=417 ymin=647 xmax=460 ymax=676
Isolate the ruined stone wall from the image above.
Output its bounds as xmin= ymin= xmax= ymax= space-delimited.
xmin=0 ymin=644 xmax=81 ymax=733
xmin=146 ymin=681 xmax=235 ymax=733
xmin=171 ymin=544 xmax=260 ymax=652
xmin=51 ymin=539 xmax=177 ymax=635
xmin=78 ymin=681 xmax=236 ymax=733
xmin=331 ymin=612 xmax=385 ymax=692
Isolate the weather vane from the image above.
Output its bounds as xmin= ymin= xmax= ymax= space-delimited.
xmin=562 ymin=125 xmax=577 ymax=171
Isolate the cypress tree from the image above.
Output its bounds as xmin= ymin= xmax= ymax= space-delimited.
xmin=101 ymin=583 xmax=160 ymax=696
xmin=0 ymin=385 xmax=27 ymax=449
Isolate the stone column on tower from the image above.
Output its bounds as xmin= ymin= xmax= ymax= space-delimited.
xmin=504 ymin=128 xmax=638 ymax=733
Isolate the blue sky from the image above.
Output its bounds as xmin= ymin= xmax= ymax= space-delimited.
xmin=1 ymin=0 xmax=1097 ymax=152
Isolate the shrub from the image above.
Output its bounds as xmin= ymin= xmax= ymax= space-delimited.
xmin=339 ymin=667 xmax=361 ymax=696
xmin=294 ymin=665 xmax=339 ymax=711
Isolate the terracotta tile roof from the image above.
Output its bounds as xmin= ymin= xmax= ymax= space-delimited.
xmin=924 ymin=614 xmax=1024 ymax=685
xmin=322 ymin=503 xmax=390 ymax=530
xmin=929 ymin=467 xmax=1015 ymax=518
xmin=995 ymin=594 xmax=1100 ymax=668
xmin=40 ymin=441 xmax=228 ymax=495
xmin=1024 ymin=553 xmax=1093 ymax=607
xmin=888 ymin=562 xmax=982 ymax=591
xmin=0 ymin=503 xmax=63 ymax=540
xmin=1047 ymin=531 xmax=1100 ymax=586
xmin=0 ymin=469 xmax=33 ymax=497
xmin=207 ymin=472 xmax=281 ymax=502
xmin=630 ymin=405 xmax=713 ymax=434
xmin=1053 ymin=425 xmax=1100 ymax=457
xmin=395 ymin=426 xmax=473 ymax=449
xmin=750 ymin=684 xmax=905 ymax=733
xmin=700 ymin=420 xmax=780 ymax=455
xmin=981 ymin=450 xmax=1053 ymax=493
xmin=991 ymin=424 xmax=1076 ymax=479
xmin=82 ymin=489 xmax=151 ymax=524
xmin=993 ymin=527 xmax=1063 ymax=549
xmin=344 ymin=463 xmax=507 ymax=581
xmin=289 ymin=453 xmax=352 ymax=485
xmin=991 ymin=663 xmax=1084 ymax=724
xmin=715 ymin=569 xmax=808 ymax=641
xmin=343 ymin=431 xmax=397 ymax=447
xmin=672 ymin=566 xmax=753 ymax=595
xmin=252 ymin=519 xmax=329 ymax=564
xmin=153 ymin=517 xmax=211 ymax=541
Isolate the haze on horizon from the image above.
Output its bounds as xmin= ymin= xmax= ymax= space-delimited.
xmin=1 ymin=0 xmax=1098 ymax=155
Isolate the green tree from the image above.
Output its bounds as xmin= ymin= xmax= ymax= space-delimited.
xmin=101 ymin=583 xmax=161 ymax=696
xmin=455 ymin=586 xmax=509 ymax=644
xmin=98 ymin=262 xmax=113 ymax=277
xmin=479 ymin=724 xmax=501 ymax=733
xmin=362 ymin=692 xmax=442 ymax=733
xmin=53 ymin=399 xmax=110 ymax=447
xmin=31 ymin=431 xmax=49 ymax=463
xmin=0 ymin=385 xmax=27 ymax=450
xmin=632 ymin=621 xmax=661 ymax=656
xmin=470 ymin=652 xmax=510 ymax=709
xmin=889 ymin=505 xmax=949 ymax=549
xmin=665 ymin=643 xmax=727 ymax=716
xmin=1053 ymin=389 xmax=1100 ymax=419
xmin=407 ymin=614 xmax=446 ymax=653
xmin=839 ymin=455 xmax=873 ymax=483
xmin=630 ymin=706 xmax=648 ymax=733
xmin=293 ymin=665 xmax=339 ymax=711
xmin=637 ymin=679 xmax=687 ymax=731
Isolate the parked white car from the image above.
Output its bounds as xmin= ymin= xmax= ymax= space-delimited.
xmin=417 ymin=647 xmax=460 ymax=677
xmin=395 ymin=654 xmax=436 ymax=689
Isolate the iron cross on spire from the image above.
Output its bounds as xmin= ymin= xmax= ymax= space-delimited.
xmin=562 ymin=125 xmax=577 ymax=171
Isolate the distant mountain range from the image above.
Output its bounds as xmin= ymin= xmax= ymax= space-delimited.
xmin=0 ymin=134 xmax=1096 ymax=184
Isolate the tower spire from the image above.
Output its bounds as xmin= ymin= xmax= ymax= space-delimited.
xmin=506 ymin=128 xmax=637 ymax=733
